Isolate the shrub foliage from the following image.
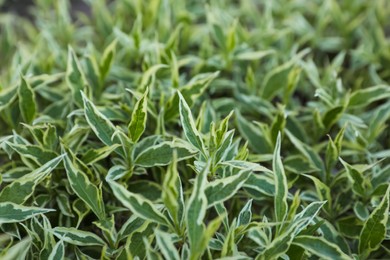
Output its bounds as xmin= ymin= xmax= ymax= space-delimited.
xmin=0 ymin=0 xmax=390 ymax=259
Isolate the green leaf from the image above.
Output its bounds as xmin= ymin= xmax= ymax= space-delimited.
xmin=0 ymin=155 xmax=63 ymax=204
xmin=273 ymin=132 xmax=288 ymax=223
xmin=0 ymin=202 xmax=54 ymax=224
xmin=186 ymin=162 xmax=209 ymax=259
xmin=128 ymin=88 xmax=148 ymax=143
xmin=339 ymin=158 xmax=366 ymax=197
xmin=0 ymin=85 xmax=17 ymax=111
xmin=285 ymin=129 xmax=325 ymax=177
xmin=81 ymin=91 xmax=124 ymax=156
xmin=162 ymin=152 xmax=184 ymax=228
xmin=238 ymin=199 xmax=253 ymax=226
xmin=66 ymin=46 xmax=87 ymax=107
xmin=235 ymin=110 xmax=272 ymax=154
xmin=48 ymin=241 xmax=65 ymax=260
xmin=205 ymin=169 xmax=251 ymax=207
xmin=100 ymin=39 xmax=117 ymax=81
xmin=258 ymin=201 xmax=326 ymax=260
xmin=235 ymin=50 xmax=275 ymax=61
xmin=63 ymin=148 xmax=106 ymax=220
xmin=358 ymin=185 xmax=390 ymax=257
xmin=178 ymin=91 xmax=205 ymax=154
xmin=165 ymin=72 xmax=219 ymax=121
xmin=348 ymin=85 xmax=390 ymax=108
xmin=18 ymin=76 xmax=36 ymax=124
xmin=6 ymin=142 xmax=57 ymax=166
xmin=134 ymin=141 xmax=196 ymax=167
xmin=292 ymin=235 xmax=350 ymax=260
xmin=51 ymin=227 xmax=106 ymax=246
xmin=108 ymin=180 xmax=169 ymax=226
xmin=155 ymin=229 xmax=180 ymax=260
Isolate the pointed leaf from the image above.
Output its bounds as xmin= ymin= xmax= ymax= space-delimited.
xmin=128 ymin=88 xmax=148 ymax=143
xmin=18 ymin=76 xmax=36 ymax=124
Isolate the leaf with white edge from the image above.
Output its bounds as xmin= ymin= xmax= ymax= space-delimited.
xmin=235 ymin=50 xmax=275 ymax=61
xmin=273 ymin=132 xmax=288 ymax=223
xmin=339 ymin=158 xmax=366 ymax=197
xmin=0 ymin=202 xmax=54 ymax=224
xmin=244 ymin=174 xmax=275 ymax=197
xmin=18 ymin=76 xmax=36 ymax=124
xmin=134 ymin=141 xmax=196 ymax=167
xmin=100 ymin=39 xmax=117 ymax=81
xmin=238 ymin=199 xmax=253 ymax=226
xmin=48 ymin=241 xmax=65 ymax=260
xmin=0 ymin=85 xmax=17 ymax=111
xmin=51 ymin=227 xmax=106 ymax=246
xmin=63 ymin=148 xmax=106 ymax=220
xmin=205 ymin=169 xmax=251 ymax=207
xmin=81 ymin=144 xmax=121 ymax=165
xmin=258 ymin=201 xmax=326 ymax=260
xmin=81 ymin=91 xmax=124 ymax=156
xmin=0 ymin=237 xmax=31 ymax=260
xmin=155 ymin=229 xmax=180 ymax=260
xmin=285 ymin=129 xmax=325 ymax=176
xmin=178 ymin=91 xmax=205 ymax=154
xmin=359 ymin=185 xmax=390 ymax=257
xmin=108 ymin=180 xmax=169 ymax=226
xmin=348 ymin=85 xmax=390 ymax=108
xmin=66 ymin=46 xmax=87 ymax=106
xmin=222 ymin=160 xmax=272 ymax=173
xmin=165 ymin=72 xmax=219 ymax=121
xmin=162 ymin=152 xmax=183 ymax=227
xmin=292 ymin=235 xmax=350 ymax=260
xmin=186 ymin=162 xmax=209 ymax=259
xmin=128 ymin=88 xmax=148 ymax=143
xmin=6 ymin=142 xmax=57 ymax=166
xmin=0 ymin=155 xmax=63 ymax=204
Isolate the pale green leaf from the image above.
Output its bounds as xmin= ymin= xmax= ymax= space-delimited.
xmin=128 ymin=88 xmax=148 ymax=143
xmin=18 ymin=76 xmax=36 ymax=124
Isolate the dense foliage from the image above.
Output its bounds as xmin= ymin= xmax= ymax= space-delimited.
xmin=1 ymin=0 xmax=390 ymax=259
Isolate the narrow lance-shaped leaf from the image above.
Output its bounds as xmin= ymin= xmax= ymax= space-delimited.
xmin=292 ymin=235 xmax=350 ymax=260
xmin=18 ymin=75 xmax=36 ymax=124
xmin=205 ymin=169 xmax=251 ymax=207
xmin=0 ymin=202 xmax=54 ymax=224
xmin=162 ymin=151 xmax=181 ymax=227
xmin=48 ymin=241 xmax=65 ymax=260
xmin=359 ymin=185 xmax=390 ymax=256
xmin=100 ymin=39 xmax=117 ymax=81
xmin=81 ymin=91 xmax=124 ymax=157
xmin=238 ymin=199 xmax=253 ymax=226
xmin=0 ymin=155 xmax=63 ymax=204
xmin=273 ymin=132 xmax=288 ymax=224
xmin=51 ymin=227 xmax=106 ymax=246
xmin=67 ymin=46 xmax=87 ymax=107
xmin=134 ymin=141 xmax=196 ymax=167
xmin=178 ymin=91 xmax=205 ymax=154
xmin=186 ymin=162 xmax=209 ymax=259
xmin=62 ymin=147 xmax=106 ymax=220
xmin=348 ymin=85 xmax=390 ymax=108
xmin=128 ymin=88 xmax=148 ymax=143
xmin=108 ymin=180 xmax=169 ymax=226
xmin=155 ymin=229 xmax=180 ymax=260
xmin=6 ymin=142 xmax=57 ymax=166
